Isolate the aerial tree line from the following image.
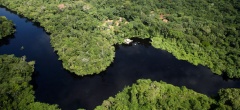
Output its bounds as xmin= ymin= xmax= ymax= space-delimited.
xmin=95 ymin=79 xmax=240 ymax=110
xmin=0 ymin=16 xmax=15 ymax=39
xmin=0 ymin=0 xmax=239 ymax=78
xmin=1 ymin=0 xmax=115 ymax=76
xmin=0 ymin=55 xmax=59 ymax=110
xmin=0 ymin=0 xmax=240 ymax=109
xmin=0 ymin=16 xmax=59 ymax=110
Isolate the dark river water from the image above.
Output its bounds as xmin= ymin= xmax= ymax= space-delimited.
xmin=1 ymin=7 xmax=240 ymax=110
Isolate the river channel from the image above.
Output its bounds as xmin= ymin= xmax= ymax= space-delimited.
xmin=1 ymin=7 xmax=240 ymax=110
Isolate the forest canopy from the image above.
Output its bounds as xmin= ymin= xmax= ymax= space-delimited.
xmin=0 ymin=16 xmax=15 ymax=39
xmin=0 ymin=55 xmax=59 ymax=110
xmin=95 ymin=79 xmax=240 ymax=110
xmin=0 ymin=0 xmax=239 ymax=78
xmin=1 ymin=1 xmax=239 ymax=109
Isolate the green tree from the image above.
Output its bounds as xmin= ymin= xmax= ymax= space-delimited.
xmin=0 ymin=55 xmax=59 ymax=110
xmin=0 ymin=16 xmax=15 ymax=39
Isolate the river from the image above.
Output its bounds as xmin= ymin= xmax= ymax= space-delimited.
xmin=1 ymin=7 xmax=240 ymax=110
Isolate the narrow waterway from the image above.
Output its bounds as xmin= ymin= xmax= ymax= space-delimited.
xmin=1 ymin=7 xmax=240 ymax=110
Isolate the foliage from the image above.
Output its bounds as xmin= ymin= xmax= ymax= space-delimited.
xmin=0 ymin=0 xmax=115 ymax=76
xmin=2 ymin=1 xmax=239 ymax=109
xmin=0 ymin=16 xmax=15 ymax=39
xmin=95 ymin=79 xmax=215 ymax=110
xmin=92 ymin=0 xmax=240 ymax=78
xmin=95 ymin=79 xmax=240 ymax=110
xmin=0 ymin=0 xmax=239 ymax=77
xmin=149 ymin=0 xmax=240 ymax=78
xmin=93 ymin=0 xmax=240 ymax=78
xmin=51 ymin=33 xmax=115 ymax=76
xmin=216 ymin=88 xmax=240 ymax=110
xmin=0 ymin=55 xmax=59 ymax=110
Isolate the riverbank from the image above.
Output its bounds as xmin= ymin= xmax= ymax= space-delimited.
xmin=0 ymin=16 xmax=15 ymax=39
xmin=1 ymin=0 xmax=239 ymax=78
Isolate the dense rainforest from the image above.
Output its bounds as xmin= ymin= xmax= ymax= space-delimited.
xmin=0 ymin=16 xmax=15 ymax=39
xmin=0 ymin=55 xmax=59 ymax=110
xmin=95 ymin=79 xmax=240 ymax=110
xmin=1 ymin=55 xmax=239 ymax=110
xmin=0 ymin=18 xmax=59 ymax=109
xmin=0 ymin=0 xmax=239 ymax=77
xmin=0 ymin=0 xmax=240 ymax=110
xmin=1 ymin=57 xmax=240 ymax=110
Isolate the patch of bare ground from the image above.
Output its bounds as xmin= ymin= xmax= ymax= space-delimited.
xmin=58 ymin=4 xmax=65 ymax=10
xmin=160 ymin=14 xmax=169 ymax=23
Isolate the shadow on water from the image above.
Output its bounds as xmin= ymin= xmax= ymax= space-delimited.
xmin=0 ymin=35 xmax=15 ymax=46
xmin=1 ymin=7 xmax=240 ymax=110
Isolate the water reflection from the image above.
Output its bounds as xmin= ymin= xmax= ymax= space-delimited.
xmin=1 ymin=7 xmax=240 ymax=110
